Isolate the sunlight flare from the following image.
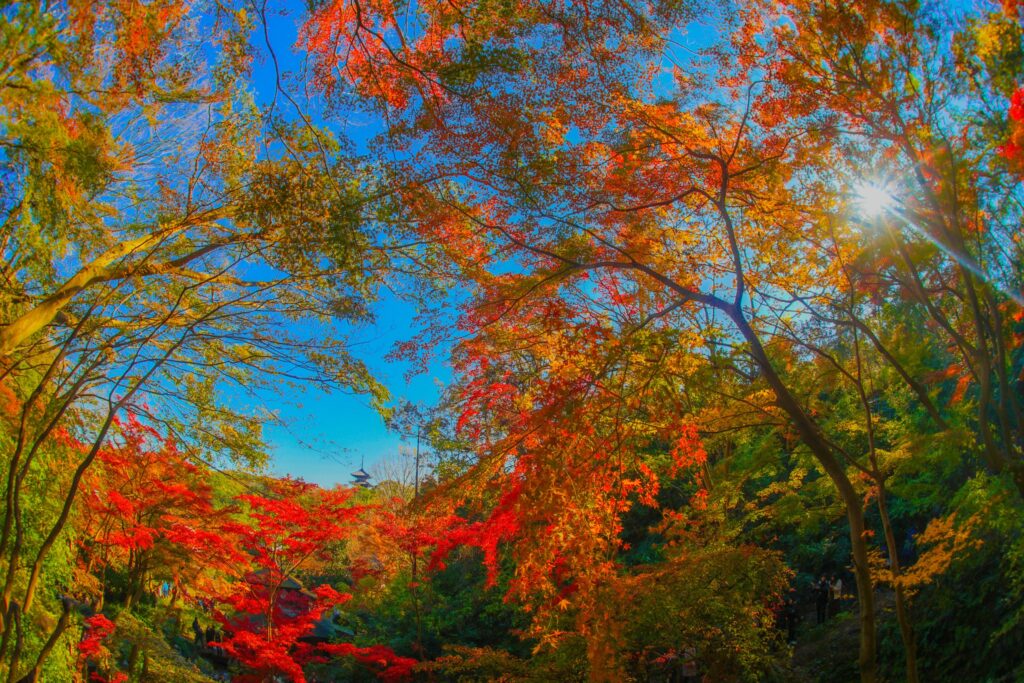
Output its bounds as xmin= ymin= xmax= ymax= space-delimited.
xmin=854 ymin=182 xmax=896 ymax=218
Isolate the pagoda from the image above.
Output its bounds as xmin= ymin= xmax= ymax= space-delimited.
xmin=350 ymin=458 xmax=372 ymax=488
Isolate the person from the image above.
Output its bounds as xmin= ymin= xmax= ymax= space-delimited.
xmin=680 ymin=646 xmax=698 ymax=682
xmin=815 ymin=574 xmax=829 ymax=625
xmin=784 ymin=592 xmax=799 ymax=643
xmin=829 ymin=574 xmax=843 ymax=618
xmin=192 ymin=617 xmax=205 ymax=647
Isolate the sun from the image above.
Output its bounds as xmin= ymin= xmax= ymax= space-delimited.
xmin=854 ymin=182 xmax=896 ymax=218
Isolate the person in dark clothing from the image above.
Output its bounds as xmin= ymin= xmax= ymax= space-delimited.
xmin=192 ymin=617 xmax=205 ymax=647
xmin=815 ymin=575 xmax=830 ymax=625
xmin=784 ymin=593 xmax=799 ymax=643
xmin=680 ymin=646 xmax=698 ymax=682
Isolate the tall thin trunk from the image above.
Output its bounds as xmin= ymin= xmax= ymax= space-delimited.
xmin=876 ymin=486 xmax=918 ymax=683
xmin=853 ymin=324 xmax=919 ymax=683
xmin=729 ymin=307 xmax=877 ymax=682
xmin=4 ymin=606 xmax=22 ymax=683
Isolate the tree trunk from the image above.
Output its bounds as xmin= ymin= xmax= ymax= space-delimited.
xmin=877 ymin=486 xmax=918 ymax=683
xmin=729 ymin=307 xmax=878 ymax=682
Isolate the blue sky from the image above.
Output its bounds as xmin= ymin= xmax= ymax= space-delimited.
xmin=262 ymin=291 xmax=448 ymax=487
xmin=241 ymin=4 xmax=719 ymax=486
xmin=245 ymin=3 xmax=448 ymax=487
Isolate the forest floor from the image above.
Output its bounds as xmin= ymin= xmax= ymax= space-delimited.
xmin=787 ymin=590 xmax=897 ymax=682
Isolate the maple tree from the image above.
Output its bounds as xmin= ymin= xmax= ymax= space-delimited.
xmin=209 ymin=479 xmax=417 ymax=682
xmin=299 ymin=0 xmax=1023 ymax=680
xmin=75 ymin=416 xmax=233 ymax=612
xmin=213 ymin=479 xmax=358 ymax=681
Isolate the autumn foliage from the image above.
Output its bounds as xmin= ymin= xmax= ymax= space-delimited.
xmin=2 ymin=0 xmax=1024 ymax=682
xmin=70 ymin=424 xmax=415 ymax=682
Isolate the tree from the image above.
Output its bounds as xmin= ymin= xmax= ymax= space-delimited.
xmin=745 ymin=0 xmax=1024 ymax=495
xmin=76 ymin=415 xmax=236 ymax=612
xmin=0 ymin=1 xmax=389 ymax=678
xmin=300 ymin=0 xmax=1022 ymax=680
xmin=213 ymin=478 xmax=414 ymax=683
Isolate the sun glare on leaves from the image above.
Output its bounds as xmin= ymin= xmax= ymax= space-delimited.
xmin=854 ymin=182 xmax=896 ymax=218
